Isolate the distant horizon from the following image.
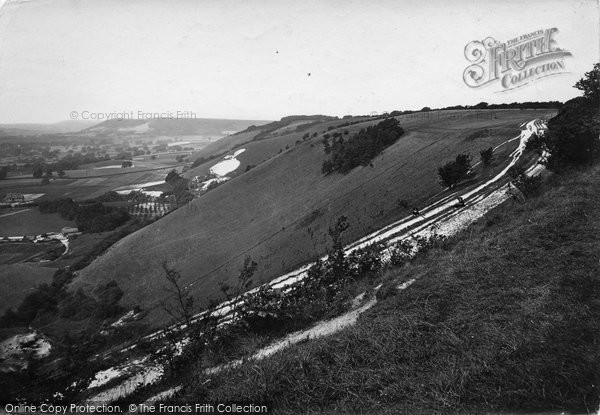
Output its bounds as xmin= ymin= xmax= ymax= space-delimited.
xmin=0 ymin=98 xmax=570 ymax=126
xmin=0 ymin=0 xmax=597 ymax=125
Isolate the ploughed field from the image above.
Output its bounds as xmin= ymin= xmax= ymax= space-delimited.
xmin=72 ymin=109 xmax=554 ymax=328
xmin=0 ymin=158 xmax=182 ymax=202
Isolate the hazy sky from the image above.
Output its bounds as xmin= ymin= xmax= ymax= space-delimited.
xmin=0 ymin=0 xmax=598 ymax=123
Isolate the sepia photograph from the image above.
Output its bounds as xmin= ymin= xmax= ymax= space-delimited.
xmin=0 ymin=0 xmax=599 ymax=413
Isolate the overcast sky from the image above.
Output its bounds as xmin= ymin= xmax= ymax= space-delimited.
xmin=0 ymin=0 xmax=598 ymax=123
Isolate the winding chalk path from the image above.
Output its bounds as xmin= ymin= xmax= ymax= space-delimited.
xmin=83 ymin=119 xmax=548 ymax=404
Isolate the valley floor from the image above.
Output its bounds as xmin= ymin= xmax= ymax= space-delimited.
xmin=179 ymin=163 xmax=600 ymax=413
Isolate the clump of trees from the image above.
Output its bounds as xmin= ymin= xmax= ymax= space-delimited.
xmin=542 ymin=63 xmax=600 ymax=171
xmin=480 ymin=147 xmax=494 ymax=166
xmin=30 ymin=153 xmax=110 ymax=177
xmin=165 ymin=169 xmax=193 ymax=206
xmin=438 ymin=153 xmax=472 ymax=188
xmin=438 ymin=101 xmax=563 ymax=111
xmin=0 ymin=273 xmax=124 ymax=328
xmin=321 ymin=118 xmax=405 ymax=174
xmin=38 ymin=198 xmax=130 ymax=232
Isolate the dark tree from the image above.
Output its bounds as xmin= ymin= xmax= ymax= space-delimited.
xmin=173 ymin=181 xmax=193 ymax=206
xmin=321 ymin=159 xmax=334 ymax=175
xmin=438 ymin=153 xmax=472 ymax=188
xmin=545 ymin=63 xmax=600 ymax=170
xmin=574 ymin=63 xmax=599 ymax=102
xmin=219 ymin=256 xmax=258 ymax=322
xmin=323 ymin=137 xmax=331 ymax=154
xmin=161 ymin=263 xmax=194 ymax=326
xmin=480 ymin=147 xmax=494 ymax=166
xmin=328 ymin=216 xmax=350 ymax=282
xmin=32 ymin=163 xmax=44 ymax=178
xmin=165 ymin=169 xmax=181 ymax=184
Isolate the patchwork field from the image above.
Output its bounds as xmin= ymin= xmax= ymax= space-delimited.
xmin=72 ymin=109 xmax=555 ymax=328
xmin=0 ymin=167 xmax=181 ymax=202
xmin=0 ymin=209 xmax=75 ymax=236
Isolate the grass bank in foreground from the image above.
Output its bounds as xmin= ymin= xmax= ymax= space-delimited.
xmin=181 ymin=164 xmax=600 ymax=414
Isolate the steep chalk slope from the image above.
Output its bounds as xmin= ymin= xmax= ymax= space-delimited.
xmin=72 ymin=110 xmax=553 ymax=328
xmin=82 ymin=118 xmax=549 ymax=405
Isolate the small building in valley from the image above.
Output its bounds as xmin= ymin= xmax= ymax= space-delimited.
xmin=61 ymin=227 xmax=79 ymax=235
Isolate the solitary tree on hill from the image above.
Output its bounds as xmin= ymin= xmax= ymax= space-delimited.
xmin=480 ymin=147 xmax=494 ymax=166
xmin=438 ymin=153 xmax=472 ymax=188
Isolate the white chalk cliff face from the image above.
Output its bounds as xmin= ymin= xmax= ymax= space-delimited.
xmin=209 ymin=149 xmax=246 ymax=176
xmin=0 ymin=332 xmax=52 ymax=373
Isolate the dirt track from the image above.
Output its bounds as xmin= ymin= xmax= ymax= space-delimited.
xmin=82 ymin=119 xmax=548 ymax=404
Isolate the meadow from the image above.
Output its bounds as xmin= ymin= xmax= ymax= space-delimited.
xmin=0 ymin=208 xmax=75 ymax=236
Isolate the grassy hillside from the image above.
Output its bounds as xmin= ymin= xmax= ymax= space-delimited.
xmin=185 ymin=115 xmax=340 ymax=170
xmin=72 ymin=109 xmax=554 ymax=328
xmin=180 ymin=163 xmax=600 ymax=414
